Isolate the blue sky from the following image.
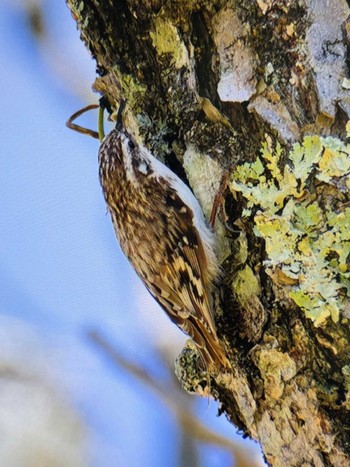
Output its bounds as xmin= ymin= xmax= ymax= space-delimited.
xmin=0 ymin=2 xmax=262 ymax=466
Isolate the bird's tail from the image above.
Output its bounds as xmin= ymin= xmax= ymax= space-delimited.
xmin=187 ymin=316 xmax=231 ymax=372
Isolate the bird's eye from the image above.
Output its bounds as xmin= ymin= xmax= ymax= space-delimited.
xmin=128 ymin=140 xmax=135 ymax=150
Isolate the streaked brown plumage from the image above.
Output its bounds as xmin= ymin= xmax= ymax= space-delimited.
xmin=98 ymin=121 xmax=230 ymax=372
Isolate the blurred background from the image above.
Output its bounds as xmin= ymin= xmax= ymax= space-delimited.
xmin=0 ymin=1 xmax=263 ymax=466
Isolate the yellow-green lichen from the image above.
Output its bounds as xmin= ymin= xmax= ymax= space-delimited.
xmin=150 ymin=17 xmax=188 ymax=69
xmin=234 ymin=265 xmax=261 ymax=302
xmin=114 ymin=68 xmax=147 ymax=113
xmin=230 ymin=132 xmax=350 ymax=326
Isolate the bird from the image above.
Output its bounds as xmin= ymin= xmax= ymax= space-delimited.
xmin=68 ymin=102 xmax=230 ymax=372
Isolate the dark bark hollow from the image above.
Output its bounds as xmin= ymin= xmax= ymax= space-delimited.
xmin=66 ymin=1 xmax=350 ymax=465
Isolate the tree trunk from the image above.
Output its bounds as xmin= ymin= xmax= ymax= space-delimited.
xmin=65 ymin=1 xmax=350 ymax=465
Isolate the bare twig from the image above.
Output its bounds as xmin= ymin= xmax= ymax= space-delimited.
xmin=87 ymin=329 xmax=262 ymax=467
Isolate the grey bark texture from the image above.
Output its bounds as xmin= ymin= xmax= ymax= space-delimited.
xmin=65 ymin=1 xmax=350 ymax=465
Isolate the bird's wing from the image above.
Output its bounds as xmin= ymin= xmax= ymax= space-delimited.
xmin=144 ymin=185 xmax=218 ymax=338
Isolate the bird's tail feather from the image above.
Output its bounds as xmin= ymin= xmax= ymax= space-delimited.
xmin=187 ymin=317 xmax=231 ymax=371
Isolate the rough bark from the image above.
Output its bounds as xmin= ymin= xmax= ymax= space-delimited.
xmin=65 ymin=1 xmax=350 ymax=465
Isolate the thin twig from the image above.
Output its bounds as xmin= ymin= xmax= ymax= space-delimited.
xmin=87 ymin=329 xmax=262 ymax=467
